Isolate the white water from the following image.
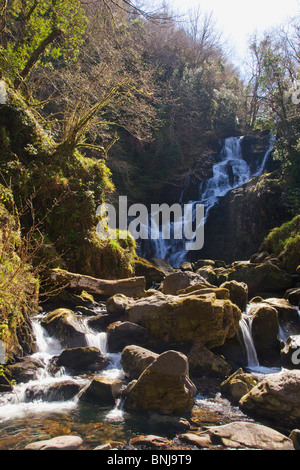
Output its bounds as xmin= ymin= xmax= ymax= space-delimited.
xmin=239 ymin=316 xmax=260 ymax=369
xmin=139 ymin=135 xmax=274 ymax=267
xmin=0 ymin=315 xmax=125 ymax=423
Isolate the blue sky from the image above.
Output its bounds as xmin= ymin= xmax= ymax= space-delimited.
xmin=164 ymin=0 xmax=300 ymax=66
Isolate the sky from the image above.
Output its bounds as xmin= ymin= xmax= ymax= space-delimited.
xmin=164 ymin=0 xmax=300 ymax=67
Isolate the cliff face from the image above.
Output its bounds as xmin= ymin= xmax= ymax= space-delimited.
xmin=190 ymin=171 xmax=289 ymax=264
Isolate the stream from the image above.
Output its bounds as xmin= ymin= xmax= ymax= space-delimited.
xmin=0 ymin=302 xmax=290 ymax=450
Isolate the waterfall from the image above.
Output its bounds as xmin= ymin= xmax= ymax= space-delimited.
xmin=139 ymin=135 xmax=274 ymax=267
xmin=239 ymin=316 xmax=259 ymax=369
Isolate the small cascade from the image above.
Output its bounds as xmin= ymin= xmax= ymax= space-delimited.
xmin=239 ymin=316 xmax=260 ymax=370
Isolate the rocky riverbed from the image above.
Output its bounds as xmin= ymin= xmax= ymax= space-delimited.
xmin=0 ymin=257 xmax=300 ymax=451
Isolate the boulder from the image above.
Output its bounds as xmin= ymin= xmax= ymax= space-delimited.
xmin=182 ymin=422 xmax=294 ymax=450
xmin=239 ymin=370 xmax=300 ymax=428
xmin=55 ymin=347 xmax=109 ymax=373
xmin=40 ymin=309 xmax=87 ymax=349
xmin=6 ymin=357 xmax=44 ymax=384
xmin=220 ymin=368 xmax=260 ymax=404
xmin=127 ymin=292 xmax=241 ymax=349
xmin=107 ymin=321 xmax=150 ymax=353
xmin=124 ymin=350 xmax=196 ymax=415
xmin=121 ymin=345 xmax=158 ymax=379
xmin=79 ymin=376 xmax=123 ymax=406
xmin=162 ymin=271 xmax=211 ymax=295
xmin=129 ymin=435 xmax=172 ymax=448
xmin=227 ymin=262 xmax=293 ymax=297
xmin=220 ymin=280 xmax=248 ymax=312
xmin=187 ymin=342 xmax=232 ymax=378
xmin=25 ymin=435 xmax=83 ymax=450
xmin=248 ymin=303 xmax=281 ymax=366
xmin=285 ymin=288 xmax=300 ymax=307
xmin=149 ymin=258 xmax=175 ymax=276
xmin=25 ymin=379 xmax=85 ymax=402
xmin=261 ymin=298 xmax=300 ymax=329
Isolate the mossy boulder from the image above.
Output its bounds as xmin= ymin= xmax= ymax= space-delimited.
xmin=40 ymin=309 xmax=87 ymax=349
xmin=79 ymin=376 xmax=123 ymax=407
xmin=121 ymin=345 xmax=159 ymax=379
xmin=220 ymin=280 xmax=248 ymax=312
xmin=221 ymin=368 xmax=260 ymax=404
xmin=249 ymin=303 xmax=281 ymax=366
xmin=55 ymin=346 xmax=109 ymax=373
xmin=127 ymin=292 xmax=241 ymax=349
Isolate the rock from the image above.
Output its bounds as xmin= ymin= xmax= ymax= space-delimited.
xmin=261 ymin=298 xmax=300 ymax=335
xmin=187 ymin=342 xmax=232 ymax=378
xmin=281 ymin=335 xmax=300 ymax=369
xmin=179 ymin=261 xmax=193 ymax=271
xmin=106 ymin=294 xmax=133 ymax=316
xmin=193 ymin=259 xmax=215 ymax=270
xmin=40 ymin=309 xmax=87 ymax=349
xmin=227 ymin=262 xmax=293 ymax=298
xmin=6 ymin=357 xmax=44 ymax=384
xmin=127 ymin=292 xmax=241 ymax=349
xmin=195 ymin=422 xmax=294 ymax=450
xmin=55 ymin=347 xmax=109 ymax=373
xmin=25 ymin=379 xmax=85 ymax=402
xmin=221 ymin=368 xmax=260 ymax=404
xmin=195 ymin=266 xmax=218 ymax=285
xmin=107 ymin=321 xmax=150 ymax=353
xmin=25 ymin=435 xmax=83 ymax=450
xmin=289 ymin=429 xmax=300 ymax=450
xmin=79 ymin=376 xmax=123 ymax=406
xmin=0 ymin=372 xmax=13 ymax=392
xmin=49 ymin=268 xmax=146 ymax=298
xmin=124 ymin=350 xmax=196 ymax=415
xmin=220 ymin=281 xmax=248 ymax=312
xmin=129 ymin=435 xmax=172 ymax=448
xmin=249 ymin=303 xmax=281 ymax=366
xmin=285 ymin=288 xmax=300 ymax=307
xmin=179 ymin=433 xmax=212 ymax=449
xmin=178 ymin=286 xmax=230 ymax=299
xmin=121 ymin=345 xmax=158 ymax=379
xmin=162 ymin=271 xmax=211 ymax=295
xmin=134 ymin=257 xmax=165 ymax=288
xmin=94 ymin=443 xmax=112 ymax=450
xmin=149 ymin=258 xmax=175 ymax=276
xmin=148 ymin=414 xmax=190 ymax=433
xmin=239 ymin=370 xmax=300 ymax=428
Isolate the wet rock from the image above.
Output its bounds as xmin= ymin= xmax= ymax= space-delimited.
xmin=124 ymin=350 xmax=196 ymax=415
xmin=178 ymin=433 xmax=213 ymax=448
xmin=220 ymin=280 xmax=248 ymax=312
xmin=239 ymin=370 xmax=300 ymax=428
xmin=6 ymin=357 xmax=44 ymax=384
xmin=107 ymin=321 xmax=150 ymax=353
xmin=261 ymin=298 xmax=300 ymax=333
xmin=24 ymin=435 xmax=83 ymax=450
xmin=285 ymin=288 xmax=300 ymax=307
xmin=55 ymin=347 xmax=109 ymax=373
xmin=79 ymin=376 xmax=122 ymax=407
xmin=25 ymin=379 xmax=85 ymax=402
xmin=193 ymin=421 xmax=294 ymax=450
xmin=134 ymin=257 xmax=165 ymax=288
xmin=121 ymin=345 xmax=158 ymax=379
xmin=41 ymin=309 xmax=87 ymax=349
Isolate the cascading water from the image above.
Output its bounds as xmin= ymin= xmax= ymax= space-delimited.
xmin=139 ymin=135 xmax=274 ymax=267
xmin=239 ymin=316 xmax=260 ymax=370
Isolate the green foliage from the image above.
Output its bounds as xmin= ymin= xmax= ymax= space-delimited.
xmin=0 ymin=0 xmax=88 ymax=85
